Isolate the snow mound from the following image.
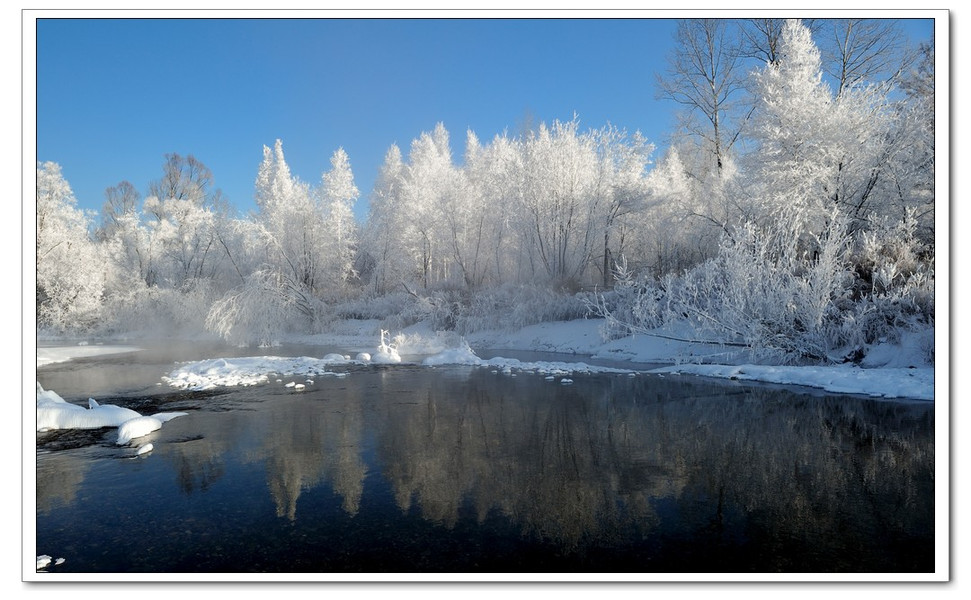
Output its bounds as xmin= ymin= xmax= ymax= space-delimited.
xmin=37 ymin=383 xmax=191 ymax=448
xmin=422 ymin=339 xmax=482 ymax=366
xmin=37 ymin=383 xmax=141 ymax=431
xmin=116 ymin=412 xmax=188 ymax=445
xmin=164 ymin=355 xmax=356 ymax=390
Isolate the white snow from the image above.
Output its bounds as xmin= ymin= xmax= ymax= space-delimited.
xmin=466 ymin=319 xmax=934 ymax=400
xmin=116 ymin=413 xmax=188 ymax=445
xmin=163 ymin=355 xmax=358 ymax=391
xmin=371 ymin=329 xmax=402 ymax=364
xmin=649 ymin=363 xmax=933 ymax=401
xmin=421 ymin=338 xmax=636 ymax=378
xmin=38 ymin=319 xmax=936 ymax=404
xmin=37 ymin=384 xmax=141 ymax=431
xmin=37 ymin=344 xmax=140 ymax=367
xmin=36 ymin=383 xmax=188 ymax=445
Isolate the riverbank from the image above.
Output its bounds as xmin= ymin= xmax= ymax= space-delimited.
xmin=34 ymin=317 xmax=937 ymax=401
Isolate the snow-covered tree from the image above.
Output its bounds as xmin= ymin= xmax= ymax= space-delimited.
xmin=243 ymin=140 xmax=328 ymax=324
xmin=318 ymin=147 xmax=360 ymax=289
xmin=747 ymin=18 xmax=841 ymax=235
xmin=518 ymin=117 xmax=602 ymax=289
xmin=360 ymin=143 xmax=410 ymax=294
xmin=36 ymin=162 xmax=108 ymax=333
xmin=401 ymin=122 xmax=457 ymax=288
xmin=461 ymin=130 xmax=523 ymax=287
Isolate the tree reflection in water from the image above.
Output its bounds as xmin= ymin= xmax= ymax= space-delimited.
xmin=36 ymin=363 xmax=934 ymax=573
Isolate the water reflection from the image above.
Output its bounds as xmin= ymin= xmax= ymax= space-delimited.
xmin=36 ymin=358 xmax=935 ymax=572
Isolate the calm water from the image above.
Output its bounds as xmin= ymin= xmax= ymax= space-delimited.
xmin=35 ymin=343 xmax=935 ymax=574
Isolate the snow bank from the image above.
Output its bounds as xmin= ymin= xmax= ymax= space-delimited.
xmin=37 ymin=344 xmax=140 ymax=367
xmin=156 ymin=324 xmax=934 ymax=400
xmin=465 ymin=318 xmax=934 ymax=400
xmin=422 ymin=339 xmax=636 ymax=377
xmin=650 ymin=363 xmax=934 ymax=401
xmin=36 ymin=383 xmax=189 ymax=445
xmin=37 ymin=384 xmax=141 ymax=430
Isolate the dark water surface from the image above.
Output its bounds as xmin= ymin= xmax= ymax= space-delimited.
xmin=35 ymin=344 xmax=935 ymax=575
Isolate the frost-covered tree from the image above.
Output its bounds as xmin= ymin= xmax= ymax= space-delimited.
xmin=397 ymin=122 xmax=457 ymax=289
xmin=749 ymin=18 xmax=919 ymax=239
xmin=518 ymin=117 xmax=602 ymax=289
xmin=747 ymin=18 xmax=841 ymax=235
xmin=251 ymin=140 xmax=325 ymax=314
xmin=95 ymin=180 xmax=140 ymax=242
xmin=36 ymin=162 xmax=108 ymax=333
xmin=588 ymin=125 xmax=653 ymax=287
xmin=361 ymin=143 xmax=410 ymax=294
xmin=625 ymin=147 xmax=715 ymax=278
xmin=318 ymin=147 xmax=360 ymax=289
xmin=461 ymin=130 xmax=523 ymax=287
xmin=147 ymin=154 xmax=214 ymax=213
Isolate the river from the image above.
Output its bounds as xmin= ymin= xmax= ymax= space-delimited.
xmin=34 ymin=343 xmax=935 ymax=575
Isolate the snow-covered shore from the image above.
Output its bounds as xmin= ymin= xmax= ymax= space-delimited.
xmin=37 ymin=343 xmax=140 ymax=367
xmin=35 ymin=318 xmax=936 ymax=401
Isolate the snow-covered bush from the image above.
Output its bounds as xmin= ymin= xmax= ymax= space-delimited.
xmin=587 ymin=258 xmax=668 ymax=341
xmin=206 ymin=270 xmax=309 ymax=346
xmin=669 ymin=211 xmax=854 ymax=363
xmin=456 ymin=284 xmax=590 ymax=333
xmin=841 ymin=212 xmax=935 ymax=359
xmin=333 ymin=291 xmax=414 ymax=321
xmin=382 ymin=287 xmax=465 ymax=332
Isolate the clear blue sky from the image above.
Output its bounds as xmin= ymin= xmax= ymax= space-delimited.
xmin=34 ymin=15 xmax=936 ymax=222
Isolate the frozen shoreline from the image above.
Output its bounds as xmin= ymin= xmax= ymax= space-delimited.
xmin=34 ymin=317 xmax=936 ymax=401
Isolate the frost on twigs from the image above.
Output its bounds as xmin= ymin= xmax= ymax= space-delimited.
xmin=372 ymin=329 xmax=402 ymax=364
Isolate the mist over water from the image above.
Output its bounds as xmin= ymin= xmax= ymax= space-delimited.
xmin=35 ymin=346 xmax=934 ymax=574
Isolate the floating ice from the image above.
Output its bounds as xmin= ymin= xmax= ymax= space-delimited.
xmin=136 ymin=443 xmax=154 ymax=455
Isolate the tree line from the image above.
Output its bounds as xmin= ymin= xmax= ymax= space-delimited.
xmin=36 ymin=19 xmax=935 ymax=363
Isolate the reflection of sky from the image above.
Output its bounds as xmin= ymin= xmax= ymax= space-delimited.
xmin=35 ymin=365 xmax=936 ymax=573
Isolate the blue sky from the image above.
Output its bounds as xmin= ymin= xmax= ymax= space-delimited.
xmin=34 ymin=14 xmax=936 ymax=222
